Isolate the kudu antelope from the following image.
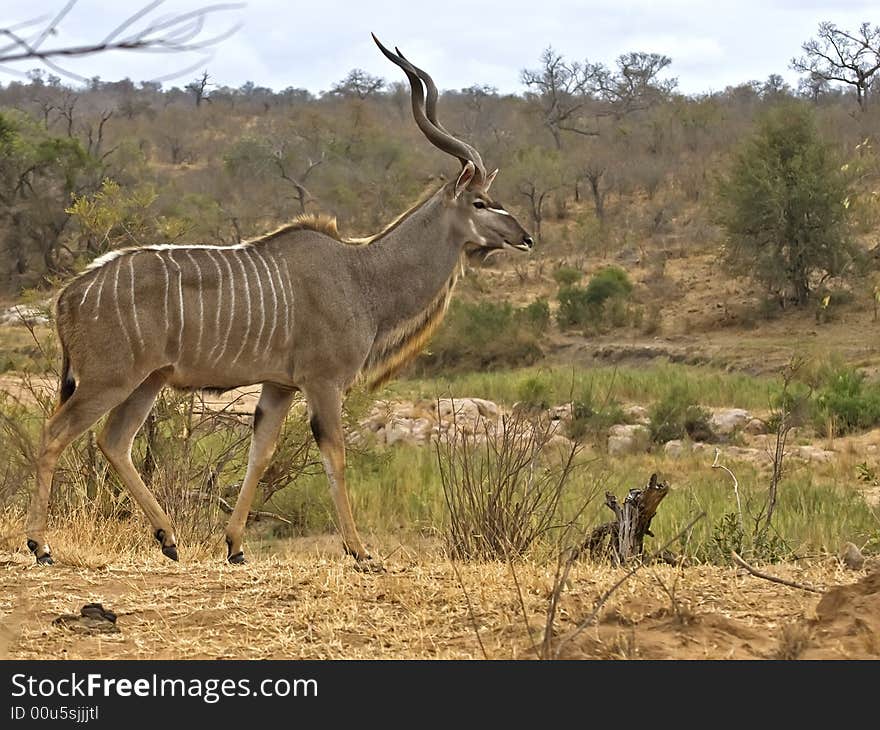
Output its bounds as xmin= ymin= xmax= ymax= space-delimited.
xmin=25 ymin=35 xmax=534 ymax=568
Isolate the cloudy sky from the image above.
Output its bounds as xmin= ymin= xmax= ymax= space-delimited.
xmin=0 ymin=1 xmax=876 ymax=95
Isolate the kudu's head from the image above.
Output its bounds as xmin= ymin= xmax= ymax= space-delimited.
xmin=373 ymin=34 xmax=534 ymax=257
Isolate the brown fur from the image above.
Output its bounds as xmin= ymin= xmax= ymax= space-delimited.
xmin=362 ymin=257 xmax=463 ymax=389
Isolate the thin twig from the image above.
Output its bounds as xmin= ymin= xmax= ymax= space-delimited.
xmin=506 ymin=557 xmax=540 ymax=659
xmin=553 ymin=511 xmax=705 ymax=659
xmin=449 ymin=559 xmax=489 ymax=660
xmin=712 ymin=448 xmax=744 ymax=535
xmin=731 ymin=551 xmax=824 ymax=594
xmin=187 ymin=490 xmax=291 ymax=525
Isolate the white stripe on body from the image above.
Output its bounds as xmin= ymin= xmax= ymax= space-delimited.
xmin=185 ymin=251 xmax=205 ymax=363
xmin=253 ymin=249 xmax=279 ymax=351
xmin=128 ymin=253 xmax=144 ymax=349
xmin=243 ymin=250 xmax=266 ymax=356
xmin=281 ymin=260 xmax=295 ymax=336
xmin=78 ymin=271 xmax=101 ymax=308
xmin=211 ymin=253 xmax=237 ymax=364
xmin=229 ymin=250 xmax=252 ymax=366
xmin=488 ymin=207 xmax=510 ymax=216
xmin=166 ymin=251 xmax=185 ymax=358
xmin=85 ymin=242 xmax=252 ymax=272
xmin=92 ymin=268 xmax=108 ymax=320
xmin=266 ymin=254 xmax=290 ymax=345
xmin=204 ymin=250 xmax=225 ymax=360
xmin=111 ymin=258 xmax=134 ymax=358
xmin=153 ymin=252 xmax=169 ymax=332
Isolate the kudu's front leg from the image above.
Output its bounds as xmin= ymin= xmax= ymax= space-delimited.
xmin=304 ymin=383 xmax=383 ymax=572
xmin=224 ymin=383 xmax=296 ymax=564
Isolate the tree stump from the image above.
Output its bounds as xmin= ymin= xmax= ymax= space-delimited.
xmin=581 ymin=473 xmax=669 ymax=565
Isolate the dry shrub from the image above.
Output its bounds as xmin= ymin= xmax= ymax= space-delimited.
xmin=436 ymin=407 xmax=581 ymax=561
xmin=0 ymin=356 xmax=318 ymax=556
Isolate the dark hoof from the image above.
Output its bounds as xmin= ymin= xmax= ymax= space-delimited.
xmin=225 ymin=537 xmax=245 ymax=565
xmin=27 ymin=539 xmax=53 ymax=565
xmin=354 ymin=556 xmax=386 ymax=573
xmin=155 ymin=529 xmax=178 ymax=561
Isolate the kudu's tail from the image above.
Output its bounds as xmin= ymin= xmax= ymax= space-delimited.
xmin=58 ymin=344 xmax=76 ymax=407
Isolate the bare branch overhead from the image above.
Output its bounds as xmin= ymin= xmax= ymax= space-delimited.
xmin=791 ymin=21 xmax=880 ymax=110
xmin=0 ymin=1 xmax=245 ymax=83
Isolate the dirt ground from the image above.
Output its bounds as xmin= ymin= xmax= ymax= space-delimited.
xmin=1 ymin=536 xmax=877 ymax=660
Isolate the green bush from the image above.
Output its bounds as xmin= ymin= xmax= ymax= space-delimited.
xmin=552 ymin=266 xmax=583 ymax=287
xmin=584 ymin=266 xmax=632 ymax=306
xmin=568 ymin=391 xmax=625 ymax=442
xmin=714 ymin=102 xmax=854 ymax=306
xmin=516 ymin=375 xmax=552 ymax=410
xmin=556 ymin=285 xmax=595 ymax=329
xmin=648 ymin=386 xmax=714 ymax=444
xmin=417 ymin=299 xmax=549 ymax=374
xmin=814 ymin=367 xmax=880 ymax=434
xmin=517 ymin=298 xmax=551 ymax=332
xmin=556 ymin=266 xmax=634 ymax=331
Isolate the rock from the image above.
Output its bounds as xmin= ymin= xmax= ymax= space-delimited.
xmin=434 ymin=398 xmax=481 ymax=425
xmin=663 ymin=439 xmax=689 ymax=458
xmin=710 ymin=408 xmax=752 ymax=435
xmin=384 ymin=419 xmax=416 ymax=446
xmin=793 ymin=445 xmax=835 ymax=463
xmin=53 ymin=603 xmax=119 ymax=634
xmin=543 ymin=433 xmax=575 ymax=454
xmin=469 ymin=398 xmax=500 ymax=420
xmin=622 ymin=404 xmax=650 ymax=425
xmin=607 ymin=424 xmax=651 ymax=456
xmin=839 ymin=542 xmax=865 ymax=571
xmin=0 ymin=304 xmax=50 ymax=328
xmin=548 ymin=403 xmax=573 ymax=421
xmin=744 ymin=418 xmax=768 ymax=435
xmin=410 ymin=417 xmax=434 ymax=441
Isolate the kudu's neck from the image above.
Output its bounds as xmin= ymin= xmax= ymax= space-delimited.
xmin=354 ymin=187 xmax=467 ymax=387
xmin=362 ymin=188 xmax=463 ymax=332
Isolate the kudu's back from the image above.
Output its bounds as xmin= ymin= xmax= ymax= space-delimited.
xmin=57 ymin=231 xmax=370 ymax=393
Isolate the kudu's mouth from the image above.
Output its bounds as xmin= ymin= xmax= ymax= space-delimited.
xmin=502 ymin=237 xmax=534 ymax=252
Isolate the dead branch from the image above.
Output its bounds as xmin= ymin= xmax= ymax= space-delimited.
xmin=0 ymin=2 xmax=244 ymax=82
xmin=712 ymin=448 xmax=744 ymax=535
xmin=187 ymin=490 xmax=291 ymax=525
xmin=552 ymin=511 xmax=705 ymax=659
xmin=731 ymin=551 xmax=824 ymax=594
xmin=580 ymin=473 xmax=669 ymax=564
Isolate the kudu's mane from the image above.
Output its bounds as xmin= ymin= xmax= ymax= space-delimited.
xmin=251 ymin=182 xmax=444 ymax=247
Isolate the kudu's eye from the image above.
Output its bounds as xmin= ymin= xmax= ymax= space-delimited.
xmin=473 ymin=200 xmax=486 ymax=209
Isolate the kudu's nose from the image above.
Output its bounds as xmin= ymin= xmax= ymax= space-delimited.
xmin=523 ymin=235 xmax=534 ymax=249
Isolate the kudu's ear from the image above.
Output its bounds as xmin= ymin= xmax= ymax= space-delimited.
xmin=484 ymin=168 xmax=499 ymax=192
xmin=454 ymin=161 xmax=476 ymax=199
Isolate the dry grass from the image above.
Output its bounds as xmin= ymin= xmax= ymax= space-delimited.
xmin=1 ymin=511 xmax=876 ymax=660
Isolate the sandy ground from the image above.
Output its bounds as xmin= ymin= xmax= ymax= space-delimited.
xmin=1 ymin=536 xmax=877 ymax=660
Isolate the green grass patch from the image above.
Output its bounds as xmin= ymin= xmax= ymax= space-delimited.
xmin=388 ymin=363 xmax=782 ymax=411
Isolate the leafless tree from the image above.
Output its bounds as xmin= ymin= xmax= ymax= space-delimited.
xmin=591 ymin=52 xmax=677 ymax=115
xmin=522 ymin=48 xmax=676 ymax=148
xmin=521 ymin=47 xmax=600 ymax=148
xmin=185 ymin=70 xmax=212 ymax=107
xmin=84 ymin=109 xmax=115 ymax=159
xmin=330 ymin=69 xmax=386 ymax=100
xmin=273 ymin=150 xmax=325 ymax=214
xmin=0 ymin=1 xmax=244 ymax=83
xmin=791 ymin=22 xmax=880 ymax=110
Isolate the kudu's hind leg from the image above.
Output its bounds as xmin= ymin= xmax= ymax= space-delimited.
xmin=224 ymin=383 xmax=295 ymax=564
xmin=26 ymin=383 xmax=134 ymax=564
xmin=304 ymin=384 xmax=383 ymax=572
xmin=97 ymin=371 xmax=178 ymax=560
